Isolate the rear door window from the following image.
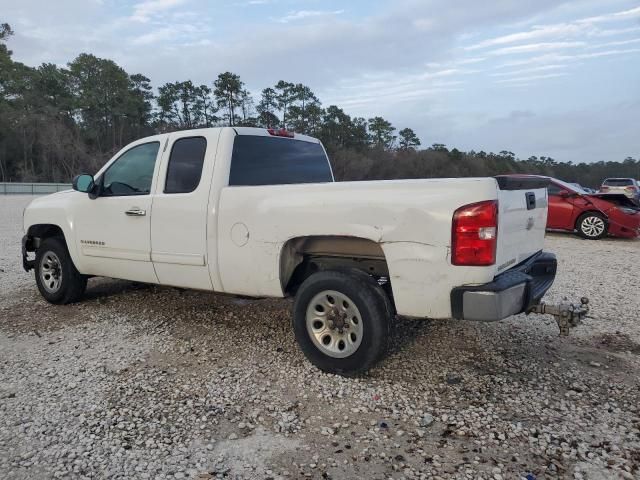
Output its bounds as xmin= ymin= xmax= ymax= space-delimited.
xmin=164 ymin=137 xmax=207 ymax=194
xmin=229 ymin=135 xmax=333 ymax=186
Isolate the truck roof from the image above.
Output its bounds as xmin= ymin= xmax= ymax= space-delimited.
xmin=137 ymin=127 xmax=321 ymax=144
xmin=233 ymin=127 xmax=320 ymax=144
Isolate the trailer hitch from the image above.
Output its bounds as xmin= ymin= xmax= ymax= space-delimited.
xmin=528 ymin=297 xmax=590 ymax=336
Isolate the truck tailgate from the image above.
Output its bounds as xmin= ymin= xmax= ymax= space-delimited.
xmin=494 ymin=177 xmax=549 ymax=274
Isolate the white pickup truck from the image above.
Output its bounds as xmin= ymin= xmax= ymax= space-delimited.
xmin=22 ymin=127 xmax=587 ymax=374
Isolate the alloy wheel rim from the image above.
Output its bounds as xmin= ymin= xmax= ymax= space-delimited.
xmin=305 ymin=290 xmax=364 ymax=358
xmin=40 ymin=251 xmax=63 ymax=293
xmin=582 ymin=216 xmax=605 ymax=237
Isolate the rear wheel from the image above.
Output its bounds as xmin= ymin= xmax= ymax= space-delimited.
xmin=35 ymin=237 xmax=87 ymax=304
xmin=292 ymin=270 xmax=391 ymax=375
xmin=577 ymin=212 xmax=607 ymax=240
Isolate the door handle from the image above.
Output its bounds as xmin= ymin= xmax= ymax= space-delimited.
xmin=125 ymin=207 xmax=146 ymax=216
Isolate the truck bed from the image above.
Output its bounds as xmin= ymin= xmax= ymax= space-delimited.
xmin=216 ymin=177 xmax=547 ymax=318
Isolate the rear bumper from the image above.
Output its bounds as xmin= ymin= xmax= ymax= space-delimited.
xmin=451 ymin=251 xmax=557 ymax=321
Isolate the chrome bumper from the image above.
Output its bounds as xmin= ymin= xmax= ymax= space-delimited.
xmin=451 ymin=251 xmax=557 ymax=321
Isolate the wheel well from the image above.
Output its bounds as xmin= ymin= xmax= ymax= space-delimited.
xmin=280 ymin=235 xmax=391 ymax=297
xmin=26 ymin=224 xmax=66 ymax=251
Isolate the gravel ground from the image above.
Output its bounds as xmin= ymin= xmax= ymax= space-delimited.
xmin=1 ymin=195 xmax=639 ymax=480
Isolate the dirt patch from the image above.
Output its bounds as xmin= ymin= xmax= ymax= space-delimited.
xmin=593 ymin=332 xmax=640 ymax=355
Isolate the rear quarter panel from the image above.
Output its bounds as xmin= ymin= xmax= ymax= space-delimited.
xmin=216 ymin=178 xmax=502 ymax=318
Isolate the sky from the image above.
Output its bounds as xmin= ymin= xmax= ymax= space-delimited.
xmin=1 ymin=0 xmax=639 ymax=163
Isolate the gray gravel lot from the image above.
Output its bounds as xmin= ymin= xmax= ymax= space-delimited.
xmin=1 ymin=195 xmax=639 ymax=479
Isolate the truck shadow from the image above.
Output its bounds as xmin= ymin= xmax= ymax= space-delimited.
xmin=83 ymin=277 xmax=157 ymax=301
xmin=387 ymin=316 xmax=433 ymax=355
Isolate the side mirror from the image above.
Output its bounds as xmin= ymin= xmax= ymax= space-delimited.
xmin=559 ymin=191 xmax=571 ymax=198
xmin=72 ymin=174 xmax=95 ymax=193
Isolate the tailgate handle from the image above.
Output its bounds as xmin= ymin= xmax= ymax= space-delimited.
xmin=525 ymin=192 xmax=536 ymax=210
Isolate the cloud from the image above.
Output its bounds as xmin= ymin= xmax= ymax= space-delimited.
xmin=130 ymin=0 xmax=186 ymax=23
xmin=488 ymin=41 xmax=586 ymax=55
xmin=574 ymin=46 xmax=640 ymax=59
xmin=495 ymin=72 xmax=568 ymax=83
xmin=464 ymin=5 xmax=640 ymax=57
xmin=321 ymin=67 xmax=477 ymax=112
xmin=131 ymin=21 xmax=211 ymax=46
xmin=466 ymin=23 xmax=585 ymax=50
xmin=496 ymin=46 xmax=640 ymax=68
xmin=587 ymin=37 xmax=640 ymax=48
xmin=277 ymin=10 xmax=345 ymax=24
xmin=455 ymin=57 xmax=488 ymax=65
xmin=576 ymin=5 xmax=640 ymax=25
xmin=590 ymin=26 xmax=640 ymax=37
xmin=131 ymin=27 xmax=174 ymax=45
xmin=489 ymin=63 xmax=567 ymax=77
xmin=333 ymin=85 xmax=465 ymax=111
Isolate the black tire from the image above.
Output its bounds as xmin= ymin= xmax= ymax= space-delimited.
xmin=576 ymin=212 xmax=607 ymax=240
xmin=292 ymin=270 xmax=392 ymax=375
xmin=35 ymin=237 xmax=87 ymax=304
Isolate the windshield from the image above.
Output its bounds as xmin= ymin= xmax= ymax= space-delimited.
xmin=555 ymin=179 xmax=587 ymax=194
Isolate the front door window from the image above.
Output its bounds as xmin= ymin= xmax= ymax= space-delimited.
xmin=101 ymin=142 xmax=160 ymax=196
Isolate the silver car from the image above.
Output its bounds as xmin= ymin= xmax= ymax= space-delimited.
xmin=600 ymin=178 xmax=640 ymax=201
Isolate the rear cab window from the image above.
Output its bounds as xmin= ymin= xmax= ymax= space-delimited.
xmin=229 ymin=135 xmax=333 ymax=186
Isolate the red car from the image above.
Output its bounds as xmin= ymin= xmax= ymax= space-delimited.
xmin=499 ymin=175 xmax=640 ymax=240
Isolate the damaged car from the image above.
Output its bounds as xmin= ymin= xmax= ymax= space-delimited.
xmin=501 ymin=175 xmax=640 ymax=240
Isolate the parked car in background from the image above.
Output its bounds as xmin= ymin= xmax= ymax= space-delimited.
xmin=501 ymin=175 xmax=640 ymax=239
xmin=600 ymin=178 xmax=640 ymax=202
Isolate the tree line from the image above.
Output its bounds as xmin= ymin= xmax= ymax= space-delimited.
xmin=0 ymin=22 xmax=637 ymax=187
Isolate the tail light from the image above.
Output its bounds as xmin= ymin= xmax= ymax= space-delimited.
xmin=267 ymin=128 xmax=294 ymax=138
xmin=451 ymin=200 xmax=498 ymax=266
xmin=625 ymin=186 xmax=638 ymax=193
xmin=601 ymin=186 xmax=609 ymax=191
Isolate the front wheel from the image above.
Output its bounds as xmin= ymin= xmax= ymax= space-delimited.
xmin=292 ymin=270 xmax=392 ymax=375
xmin=35 ymin=237 xmax=87 ymax=304
xmin=577 ymin=212 xmax=607 ymax=240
